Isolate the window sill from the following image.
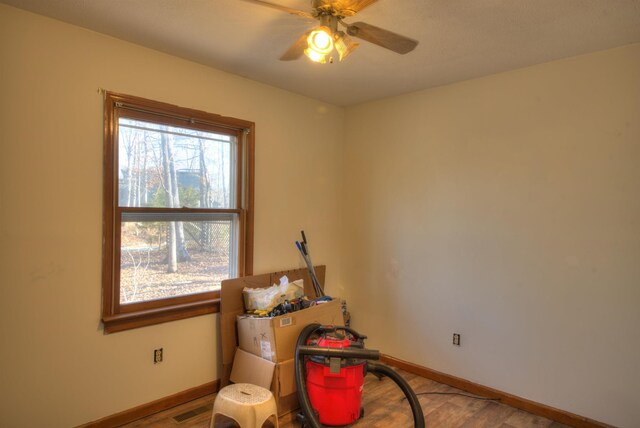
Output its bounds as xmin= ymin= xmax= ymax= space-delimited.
xmin=102 ymin=298 xmax=220 ymax=334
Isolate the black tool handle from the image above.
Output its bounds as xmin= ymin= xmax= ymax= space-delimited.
xmin=297 ymin=345 xmax=380 ymax=360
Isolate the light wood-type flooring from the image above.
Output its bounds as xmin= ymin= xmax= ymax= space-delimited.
xmin=122 ymin=368 xmax=572 ymax=427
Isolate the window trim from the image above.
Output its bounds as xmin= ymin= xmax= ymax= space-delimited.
xmin=102 ymin=92 xmax=254 ymax=333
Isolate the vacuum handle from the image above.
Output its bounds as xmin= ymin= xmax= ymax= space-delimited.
xmin=297 ymin=345 xmax=380 ymax=360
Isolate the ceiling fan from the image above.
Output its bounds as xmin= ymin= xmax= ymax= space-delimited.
xmin=241 ymin=0 xmax=418 ymax=64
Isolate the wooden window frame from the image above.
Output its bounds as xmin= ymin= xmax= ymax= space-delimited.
xmin=102 ymin=92 xmax=254 ymax=333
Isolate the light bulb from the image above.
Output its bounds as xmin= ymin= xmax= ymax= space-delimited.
xmin=304 ymin=48 xmax=327 ymax=63
xmin=310 ymin=30 xmax=332 ymax=51
xmin=304 ymin=26 xmax=334 ymax=63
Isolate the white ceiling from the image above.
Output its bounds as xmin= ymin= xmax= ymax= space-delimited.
xmin=3 ymin=0 xmax=640 ymax=106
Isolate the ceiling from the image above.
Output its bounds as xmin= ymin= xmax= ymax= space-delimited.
xmin=3 ymin=0 xmax=640 ymax=106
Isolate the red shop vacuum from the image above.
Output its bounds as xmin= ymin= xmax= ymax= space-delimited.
xmin=295 ymin=324 xmax=425 ymax=427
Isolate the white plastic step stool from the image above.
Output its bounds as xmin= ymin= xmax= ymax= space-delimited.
xmin=210 ymin=383 xmax=279 ymax=428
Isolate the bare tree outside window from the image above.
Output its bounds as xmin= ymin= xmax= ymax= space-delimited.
xmin=117 ymin=119 xmax=235 ymax=304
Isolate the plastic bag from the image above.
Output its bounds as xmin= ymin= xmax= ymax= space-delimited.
xmin=243 ymin=276 xmax=304 ymax=311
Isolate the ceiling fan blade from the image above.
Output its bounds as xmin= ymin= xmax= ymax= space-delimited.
xmin=280 ymin=32 xmax=311 ymax=61
xmin=346 ymin=21 xmax=418 ymax=54
xmin=239 ymin=0 xmax=314 ymax=19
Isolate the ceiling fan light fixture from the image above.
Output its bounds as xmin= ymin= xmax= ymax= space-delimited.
xmin=304 ymin=26 xmax=334 ymax=63
xmin=247 ymin=0 xmax=419 ymax=64
xmin=334 ymin=32 xmax=359 ymax=61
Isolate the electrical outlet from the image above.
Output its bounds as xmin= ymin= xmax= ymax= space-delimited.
xmin=453 ymin=334 xmax=461 ymax=346
xmin=154 ymin=348 xmax=163 ymax=364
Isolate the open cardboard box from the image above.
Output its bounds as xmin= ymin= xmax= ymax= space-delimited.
xmin=237 ymin=298 xmax=343 ymax=362
xmin=220 ymin=265 xmax=345 ymax=415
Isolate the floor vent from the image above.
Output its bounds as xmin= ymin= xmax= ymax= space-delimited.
xmin=172 ymin=403 xmax=213 ymax=423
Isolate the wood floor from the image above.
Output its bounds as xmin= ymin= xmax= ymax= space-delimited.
xmin=121 ymin=368 xmax=572 ymax=428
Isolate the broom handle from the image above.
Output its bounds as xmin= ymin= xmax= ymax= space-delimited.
xmin=296 ymin=241 xmax=324 ymax=297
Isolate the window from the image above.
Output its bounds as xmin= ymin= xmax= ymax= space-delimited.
xmin=102 ymin=92 xmax=254 ymax=333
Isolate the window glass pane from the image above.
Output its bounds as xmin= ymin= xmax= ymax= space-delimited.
xmin=119 ymin=214 xmax=236 ymax=304
xmin=118 ymin=118 xmax=235 ymax=209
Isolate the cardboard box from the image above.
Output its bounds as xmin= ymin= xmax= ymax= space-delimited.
xmin=221 ymin=266 xmax=342 ymax=415
xmin=230 ymin=347 xmax=275 ymax=388
xmin=220 ymin=265 xmax=327 ymax=385
xmin=234 ymin=300 xmax=344 ymax=414
xmin=237 ymin=299 xmax=344 ymax=362
xmin=231 ymin=348 xmax=297 ymax=416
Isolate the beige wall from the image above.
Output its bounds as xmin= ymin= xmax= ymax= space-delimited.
xmin=342 ymin=44 xmax=640 ymax=427
xmin=2 ymin=3 xmax=639 ymax=427
xmin=0 ymin=5 xmax=343 ymax=427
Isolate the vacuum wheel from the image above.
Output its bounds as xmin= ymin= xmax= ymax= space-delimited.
xmin=296 ymin=409 xmax=320 ymax=428
xmin=296 ymin=412 xmax=308 ymax=427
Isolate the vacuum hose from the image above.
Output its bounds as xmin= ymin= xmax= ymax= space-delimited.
xmin=295 ymin=323 xmax=425 ymax=428
xmin=366 ymin=362 xmax=425 ymax=428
